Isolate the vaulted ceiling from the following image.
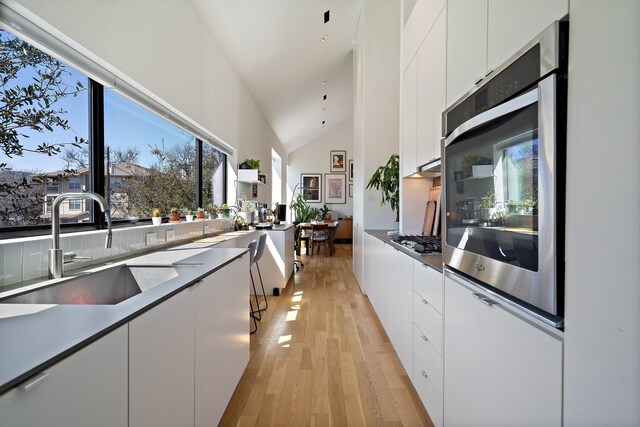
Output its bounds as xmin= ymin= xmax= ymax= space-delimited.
xmin=190 ymin=0 xmax=363 ymax=153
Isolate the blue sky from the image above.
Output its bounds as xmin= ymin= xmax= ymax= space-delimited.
xmin=1 ymin=29 xmax=193 ymax=173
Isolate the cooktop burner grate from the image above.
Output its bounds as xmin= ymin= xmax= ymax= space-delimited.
xmin=391 ymin=235 xmax=442 ymax=254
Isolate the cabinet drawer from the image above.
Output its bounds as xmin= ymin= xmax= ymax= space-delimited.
xmin=413 ymin=356 xmax=444 ymax=427
xmin=413 ymin=261 xmax=443 ymax=314
xmin=413 ymin=323 xmax=443 ymax=396
xmin=413 ymin=291 xmax=443 ymax=355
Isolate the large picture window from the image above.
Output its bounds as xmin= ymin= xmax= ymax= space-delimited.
xmin=0 ymin=28 xmax=226 ymax=236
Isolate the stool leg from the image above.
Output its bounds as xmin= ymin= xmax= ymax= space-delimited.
xmin=255 ymin=262 xmax=268 ymax=312
xmin=249 ymin=299 xmax=258 ymax=334
xmin=249 ymin=269 xmax=262 ymax=321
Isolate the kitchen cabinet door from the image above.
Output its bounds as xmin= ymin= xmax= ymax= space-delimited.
xmin=444 ymin=272 xmax=563 ymax=427
xmin=129 ymin=287 xmax=195 ymax=427
xmin=416 ymin=7 xmax=446 ymax=167
xmin=0 ymin=326 xmax=128 ymax=427
xmin=402 ymin=55 xmax=418 ymax=177
xmin=195 ymin=256 xmax=250 ymax=427
xmin=487 ymin=0 xmax=568 ymax=72
xmin=446 ymin=0 xmax=488 ymax=107
xmin=385 ymin=247 xmax=414 ymax=375
xmin=364 ymin=233 xmax=387 ymax=326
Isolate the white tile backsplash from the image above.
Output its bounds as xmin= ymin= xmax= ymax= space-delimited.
xmin=0 ymin=219 xmax=233 ymax=289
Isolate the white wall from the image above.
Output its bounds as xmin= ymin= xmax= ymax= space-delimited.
xmin=352 ymin=0 xmax=401 ymax=289
xmin=287 ymin=117 xmax=354 ymax=220
xmin=563 ymin=1 xmax=640 ymax=425
xmin=10 ymin=0 xmax=288 ymax=206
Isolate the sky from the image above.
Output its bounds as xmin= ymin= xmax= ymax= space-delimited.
xmin=1 ymin=29 xmax=193 ymax=174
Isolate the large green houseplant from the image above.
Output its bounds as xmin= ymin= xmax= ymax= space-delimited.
xmin=366 ymin=153 xmax=400 ymax=222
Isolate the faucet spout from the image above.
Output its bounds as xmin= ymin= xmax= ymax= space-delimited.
xmin=49 ymin=192 xmax=112 ymax=279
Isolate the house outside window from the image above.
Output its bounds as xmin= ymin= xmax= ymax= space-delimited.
xmin=68 ymin=199 xmax=82 ymax=211
xmin=68 ymin=177 xmax=81 ymax=190
xmin=46 ymin=179 xmax=59 ymax=193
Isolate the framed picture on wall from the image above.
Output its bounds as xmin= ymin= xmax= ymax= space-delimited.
xmin=300 ymin=173 xmax=322 ymax=203
xmin=330 ymin=150 xmax=346 ymax=172
xmin=349 ymin=183 xmax=353 ymax=197
xmin=325 ymin=173 xmax=346 ymax=204
xmin=348 ymin=159 xmax=353 ymax=181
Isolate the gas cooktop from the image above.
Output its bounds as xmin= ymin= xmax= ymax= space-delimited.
xmin=390 ymin=235 xmax=442 ymax=255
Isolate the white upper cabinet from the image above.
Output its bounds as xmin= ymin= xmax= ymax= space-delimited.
xmin=487 ymin=0 xmax=568 ymax=71
xmin=403 ymin=0 xmax=446 ymax=69
xmin=446 ymin=0 xmax=488 ymax=107
xmin=402 ymin=55 xmax=418 ymax=177
xmin=416 ymin=9 xmax=446 ymax=167
xmin=446 ymin=0 xmax=568 ymax=108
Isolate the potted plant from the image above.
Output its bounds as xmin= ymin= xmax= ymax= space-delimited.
xmin=238 ymin=194 xmax=254 ymax=224
xmin=151 ymin=208 xmax=162 ymax=226
xmin=185 ymin=209 xmax=194 ymax=222
xmin=366 ymin=153 xmax=400 ymax=222
xmin=169 ymin=207 xmax=181 ymax=223
xmin=218 ymin=203 xmax=231 ymax=218
xmin=476 ymin=189 xmax=496 ymax=220
xmin=239 ymin=158 xmax=260 ymax=171
xmin=320 ymin=204 xmax=332 ymax=221
xmin=507 ymin=199 xmax=518 ymax=214
xmin=195 ymin=207 xmax=205 ymax=220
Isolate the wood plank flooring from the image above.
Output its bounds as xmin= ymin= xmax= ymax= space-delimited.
xmin=219 ymin=244 xmax=434 ymax=427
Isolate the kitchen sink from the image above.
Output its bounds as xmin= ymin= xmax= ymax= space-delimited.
xmin=0 ymin=263 xmax=199 ymax=305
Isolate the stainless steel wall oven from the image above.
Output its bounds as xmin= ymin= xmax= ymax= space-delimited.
xmin=442 ymin=20 xmax=568 ymax=327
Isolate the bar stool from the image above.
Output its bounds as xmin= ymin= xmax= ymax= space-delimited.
xmin=247 ymin=240 xmax=259 ymax=334
xmin=252 ymin=232 xmax=269 ymax=314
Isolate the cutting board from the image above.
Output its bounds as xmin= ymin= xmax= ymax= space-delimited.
xmin=429 ymin=186 xmax=442 ymax=236
xmin=422 ymin=200 xmax=437 ymax=236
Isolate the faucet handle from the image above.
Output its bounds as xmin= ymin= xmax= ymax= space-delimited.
xmin=63 ymin=252 xmax=92 ymax=263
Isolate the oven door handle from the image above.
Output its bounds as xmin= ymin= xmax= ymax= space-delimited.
xmin=444 ymin=86 xmax=539 ymax=147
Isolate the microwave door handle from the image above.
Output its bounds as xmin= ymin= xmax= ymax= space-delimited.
xmin=444 ymin=87 xmax=539 ymax=147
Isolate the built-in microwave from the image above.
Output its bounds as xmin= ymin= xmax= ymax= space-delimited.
xmin=442 ymin=20 xmax=568 ymax=327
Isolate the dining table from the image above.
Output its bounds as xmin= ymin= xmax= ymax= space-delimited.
xmin=296 ymin=221 xmax=339 ymax=256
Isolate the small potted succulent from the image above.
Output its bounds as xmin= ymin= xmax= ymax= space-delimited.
xmin=507 ymin=199 xmax=518 ymax=214
xmin=196 ymin=207 xmax=206 ymax=220
xmin=218 ymin=203 xmax=231 ymax=218
xmin=169 ymin=207 xmax=181 ymax=223
xmin=185 ymin=209 xmax=194 ymax=222
xmin=151 ymin=208 xmax=162 ymax=226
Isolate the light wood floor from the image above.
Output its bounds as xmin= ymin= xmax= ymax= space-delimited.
xmin=218 ymin=244 xmax=434 ymax=427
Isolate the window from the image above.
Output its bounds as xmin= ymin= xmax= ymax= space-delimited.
xmin=0 ymin=27 xmax=226 ymax=236
xmin=68 ymin=177 xmax=82 ymax=190
xmin=0 ymin=28 xmax=89 ymax=228
xmin=68 ymin=198 xmax=82 ymax=211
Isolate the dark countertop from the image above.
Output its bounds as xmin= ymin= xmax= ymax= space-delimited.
xmin=0 ymin=245 xmax=247 ymax=395
xmin=267 ymin=223 xmax=294 ymax=231
xmin=365 ymin=229 xmax=443 ymax=272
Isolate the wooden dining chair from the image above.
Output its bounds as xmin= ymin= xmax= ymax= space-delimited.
xmin=311 ymin=223 xmax=330 ymax=257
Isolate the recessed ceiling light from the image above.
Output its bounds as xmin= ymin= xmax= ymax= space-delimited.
xmin=321 ymin=35 xmax=329 ymax=42
xmin=321 ymin=81 xmax=327 ymax=86
xmin=324 ymin=10 xmax=330 ymax=24
xmin=323 ymin=94 xmax=327 ymax=101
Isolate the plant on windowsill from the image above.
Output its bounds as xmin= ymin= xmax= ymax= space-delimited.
xmin=152 ymin=208 xmax=162 ymax=226
xmin=195 ymin=207 xmax=205 ymax=220
xmin=185 ymin=209 xmax=194 ymax=222
xmin=169 ymin=207 xmax=181 ymax=223
xmin=366 ymin=153 xmax=400 ymax=222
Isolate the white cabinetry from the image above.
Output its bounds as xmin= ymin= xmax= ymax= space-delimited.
xmin=0 ymin=326 xmax=128 ymax=427
xmin=363 ymin=233 xmax=387 ymax=325
xmin=444 ymin=271 xmax=563 ymax=427
xmin=412 ymin=260 xmax=444 ymax=427
xmin=130 ymin=288 xmax=196 ymax=427
xmin=195 ymin=255 xmax=250 ymax=426
xmin=416 ymin=8 xmax=446 ymax=168
xmin=402 ymin=56 xmax=418 ymax=177
xmin=446 ymin=0 xmax=568 ymax=107
xmin=401 ymin=4 xmax=446 ymax=177
xmin=385 ymin=247 xmax=414 ymax=375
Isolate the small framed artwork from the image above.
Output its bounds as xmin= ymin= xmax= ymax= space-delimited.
xmin=348 ymin=183 xmax=353 ymax=197
xmin=330 ymin=150 xmax=346 ymax=172
xmin=325 ymin=173 xmax=346 ymax=204
xmin=300 ymin=173 xmax=322 ymax=203
xmin=348 ymin=159 xmax=353 ymax=181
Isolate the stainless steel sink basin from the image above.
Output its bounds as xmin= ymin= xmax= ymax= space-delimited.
xmin=0 ymin=264 xmax=199 ymax=305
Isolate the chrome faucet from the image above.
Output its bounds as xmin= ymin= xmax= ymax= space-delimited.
xmin=49 ymin=192 xmax=113 ymax=279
